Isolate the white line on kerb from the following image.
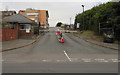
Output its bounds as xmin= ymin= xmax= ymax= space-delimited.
xmin=64 ymin=51 xmax=72 ymax=61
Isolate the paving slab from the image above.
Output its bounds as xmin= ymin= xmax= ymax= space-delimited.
xmin=2 ymin=39 xmax=35 ymax=51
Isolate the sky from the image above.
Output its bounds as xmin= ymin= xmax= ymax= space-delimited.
xmin=0 ymin=0 xmax=112 ymax=27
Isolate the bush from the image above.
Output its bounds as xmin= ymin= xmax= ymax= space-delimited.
xmin=75 ymin=2 xmax=120 ymax=39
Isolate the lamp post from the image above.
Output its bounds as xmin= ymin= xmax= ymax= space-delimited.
xmin=70 ymin=17 xmax=71 ymax=30
xmin=70 ymin=17 xmax=71 ymax=25
xmin=82 ymin=5 xmax=84 ymax=30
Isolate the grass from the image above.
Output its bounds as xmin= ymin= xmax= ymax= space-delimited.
xmin=74 ymin=30 xmax=119 ymax=44
xmin=77 ymin=30 xmax=103 ymax=41
xmin=19 ymin=34 xmax=43 ymax=40
xmin=114 ymin=40 xmax=120 ymax=44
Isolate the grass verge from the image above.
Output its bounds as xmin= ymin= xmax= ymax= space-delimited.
xmin=75 ymin=30 xmax=103 ymax=41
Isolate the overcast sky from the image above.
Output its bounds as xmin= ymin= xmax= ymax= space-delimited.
xmin=1 ymin=0 xmax=111 ymax=27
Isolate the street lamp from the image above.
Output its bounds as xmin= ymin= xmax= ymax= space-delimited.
xmin=70 ymin=17 xmax=71 ymax=30
xmin=82 ymin=5 xmax=84 ymax=30
xmin=70 ymin=17 xmax=71 ymax=25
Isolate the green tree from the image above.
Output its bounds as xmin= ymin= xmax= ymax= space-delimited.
xmin=56 ymin=22 xmax=62 ymax=27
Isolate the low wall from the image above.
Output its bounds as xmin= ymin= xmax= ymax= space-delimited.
xmin=19 ymin=30 xmax=33 ymax=37
xmin=0 ymin=29 xmax=18 ymax=41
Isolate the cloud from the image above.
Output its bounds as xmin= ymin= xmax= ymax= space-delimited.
xmin=1 ymin=2 xmax=110 ymax=27
xmin=111 ymin=0 xmax=120 ymax=2
xmin=1 ymin=0 xmax=110 ymax=2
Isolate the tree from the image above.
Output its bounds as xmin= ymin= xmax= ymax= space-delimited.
xmin=56 ymin=22 xmax=62 ymax=27
xmin=74 ymin=2 xmax=120 ymax=39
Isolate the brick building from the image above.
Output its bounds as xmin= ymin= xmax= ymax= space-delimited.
xmin=1 ymin=14 xmax=35 ymax=41
xmin=19 ymin=8 xmax=49 ymax=28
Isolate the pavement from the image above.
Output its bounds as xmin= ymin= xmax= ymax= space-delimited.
xmin=2 ymin=27 xmax=118 ymax=73
xmin=71 ymin=32 xmax=119 ymax=50
xmin=1 ymin=35 xmax=41 ymax=52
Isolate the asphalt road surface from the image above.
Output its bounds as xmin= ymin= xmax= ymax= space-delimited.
xmin=2 ymin=27 xmax=118 ymax=73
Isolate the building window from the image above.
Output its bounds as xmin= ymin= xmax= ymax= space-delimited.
xmin=20 ymin=25 xmax=25 ymax=29
xmin=30 ymin=18 xmax=35 ymax=20
xmin=26 ymin=13 xmax=38 ymax=16
xmin=20 ymin=24 xmax=31 ymax=30
xmin=26 ymin=24 xmax=31 ymax=29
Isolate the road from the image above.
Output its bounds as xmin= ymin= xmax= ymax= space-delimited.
xmin=2 ymin=27 xmax=118 ymax=73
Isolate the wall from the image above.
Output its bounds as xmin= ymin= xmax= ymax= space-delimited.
xmin=0 ymin=29 xmax=2 ymax=41
xmin=19 ymin=30 xmax=33 ymax=36
xmin=19 ymin=10 xmax=48 ymax=25
xmin=0 ymin=29 xmax=18 ymax=41
xmin=0 ymin=25 xmax=18 ymax=41
xmin=39 ymin=10 xmax=47 ymax=25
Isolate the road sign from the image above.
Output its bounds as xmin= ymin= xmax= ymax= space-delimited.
xmin=77 ymin=23 xmax=80 ymax=28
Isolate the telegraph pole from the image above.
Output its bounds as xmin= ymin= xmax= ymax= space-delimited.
xmin=5 ymin=6 xmax=8 ymax=11
xmin=70 ymin=17 xmax=72 ymax=30
xmin=99 ymin=23 xmax=101 ymax=34
xmin=70 ymin=17 xmax=71 ymax=25
xmin=82 ymin=5 xmax=84 ymax=30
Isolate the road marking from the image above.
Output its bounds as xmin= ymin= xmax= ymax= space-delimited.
xmin=64 ymin=51 xmax=72 ymax=61
xmin=42 ymin=60 xmax=51 ymax=62
xmin=111 ymin=59 xmax=119 ymax=62
xmin=94 ymin=59 xmax=107 ymax=62
xmin=81 ymin=58 xmax=91 ymax=62
xmin=56 ymin=60 xmax=66 ymax=62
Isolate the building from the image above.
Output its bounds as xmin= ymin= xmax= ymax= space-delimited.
xmin=64 ymin=24 xmax=74 ymax=30
xmin=1 ymin=11 xmax=16 ymax=18
xmin=1 ymin=14 xmax=35 ymax=41
xmin=0 ymin=11 xmax=16 ymax=22
xmin=19 ymin=8 xmax=49 ymax=28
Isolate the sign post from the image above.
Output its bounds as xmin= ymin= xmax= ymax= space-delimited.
xmin=77 ymin=23 xmax=80 ymax=29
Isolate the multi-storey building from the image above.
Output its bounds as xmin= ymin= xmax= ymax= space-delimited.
xmin=19 ymin=8 xmax=49 ymax=28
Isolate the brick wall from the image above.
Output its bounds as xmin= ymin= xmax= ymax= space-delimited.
xmin=19 ymin=30 xmax=33 ymax=36
xmin=0 ymin=29 xmax=2 ymax=41
xmin=0 ymin=29 xmax=18 ymax=41
xmin=0 ymin=25 xmax=18 ymax=41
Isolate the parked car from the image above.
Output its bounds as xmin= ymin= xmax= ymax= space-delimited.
xmin=103 ymin=31 xmax=114 ymax=43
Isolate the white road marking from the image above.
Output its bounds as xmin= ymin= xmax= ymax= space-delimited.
xmin=94 ymin=59 xmax=107 ymax=62
xmin=42 ymin=60 xmax=51 ymax=62
xmin=111 ymin=59 xmax=119 ymax=62
xmin=56 ymin=60 xmax=66 ymax=62
xmin=81 ymin=58 xmax=91 ymax=62
xmin=64 ymin=51 xmax=72 ymax=61
xmin=95 ymin=59 xmax=105 ymax=61
xmin=102 ymin=60 xmax=109 ymax=62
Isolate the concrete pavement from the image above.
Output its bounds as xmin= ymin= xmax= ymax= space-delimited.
xmin=70 ymin=32 xmax=119 ymax=50
xmin=2 ymin=39 xmax=34 ymax=51
xmin=1 ymin=35 xmax=42 ymax=52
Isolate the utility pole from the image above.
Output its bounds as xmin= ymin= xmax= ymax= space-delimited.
xmin=99 ymin=23 xmax=100 ymax=34
xmin=70 ymin=17 xmax=72 ymax=30
xmin=5 ymin=6 xmax=8 ymax=11
xmin=70 ymin=17 xmax=71 ymax=25
xmin=82 ymin=5 xmax=84 ymax=30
